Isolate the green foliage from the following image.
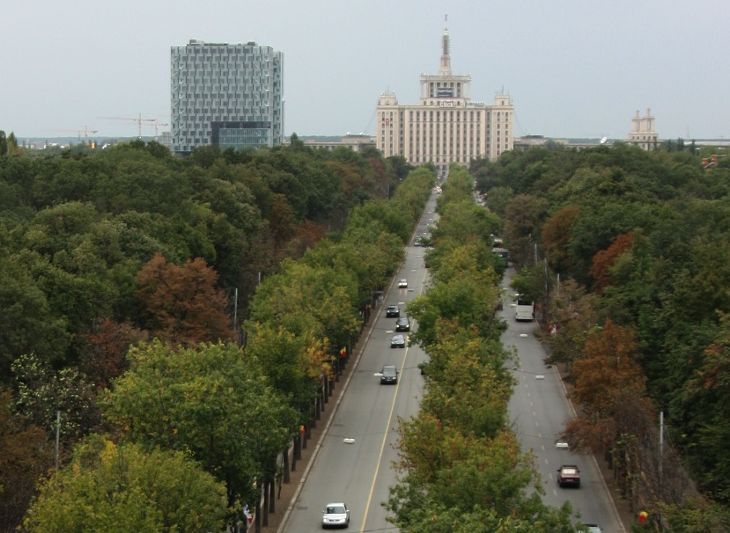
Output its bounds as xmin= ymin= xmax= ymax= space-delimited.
xmin=0 ymin=258 xmax=69 ymax=373
xmin=101 ymin=340 xmax=297 ymax=505
xmin=495 ymin=143 xmax=730 ymax=514
xmin=389 ymin=166 xmax=577 ymax=532
xmin=24 ymin=435 xmax=227 ymax=532
xmin=11 ymin=353 xmax=99 ymax=442
xmin=0 ymin=139 xmax=406 ymax=379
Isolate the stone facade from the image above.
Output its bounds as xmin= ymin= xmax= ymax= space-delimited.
xmin=628 ymin=108 xmax=658 ymax=150
xmin=375 ymin=22 xmax=513 ymax=169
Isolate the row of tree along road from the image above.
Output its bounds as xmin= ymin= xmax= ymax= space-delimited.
xmin=475 ymin=142 xmax=730 ymax=530
xmin=0 ymin=135 xmax=428 ymax=531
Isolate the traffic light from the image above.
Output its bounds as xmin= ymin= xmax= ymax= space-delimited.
xmin=638 ymin=510 xmax=649 ymax=524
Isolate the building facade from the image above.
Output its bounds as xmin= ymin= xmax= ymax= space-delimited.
xmin=376 ymin=23 xmax=514 ymax=169
xmin=289 ymin=134 xmax=376 ymax=152
xmin=627 ymin=108 xmax=658 ymax=150
xmin=171 ymin=39 xmax=283 ymax=154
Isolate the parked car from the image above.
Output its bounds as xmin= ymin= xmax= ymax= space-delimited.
xmin=556 ymin=465 xmax=581 ymax=488
xmin=395 ymin=316 xmax=411 ymax=331
xmin=385 ymin=304 xmax=400 ymax=318
xmin=380 ymin=365 xmax=398 ymax=384
xmin=398 ymin=278 xmax=408 ymax=288
xmin=322 ymin=502 xmax=350 ymax=528
xmin=390 ymin=334 xmax=406 ymax=348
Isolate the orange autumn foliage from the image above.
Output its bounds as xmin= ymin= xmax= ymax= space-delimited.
xmin=136 ymin=253 xmax=233 ymax=345
xmin=590 ymin=232 xmax=635 ymax=292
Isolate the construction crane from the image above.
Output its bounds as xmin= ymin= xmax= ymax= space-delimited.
xmin=98 ymin=113 xmax=161 ymax=138
xmin=150 ymin=121 xmax=169 ymax=137
xmin=51 ymin=127 xmax=99 ymax=140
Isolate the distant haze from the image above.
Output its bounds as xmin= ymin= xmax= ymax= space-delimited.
xmin=1 ymin=0 xmax=728 ymax=140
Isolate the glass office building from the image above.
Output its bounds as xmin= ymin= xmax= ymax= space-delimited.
xmin=171 ymin=39 xmax=284 ymax=154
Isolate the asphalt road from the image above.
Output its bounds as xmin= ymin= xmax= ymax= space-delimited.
xmin=502 ymin=268 xmax=626 ymax=533
xmin=280 ymin=196 xmax=438 ymax=533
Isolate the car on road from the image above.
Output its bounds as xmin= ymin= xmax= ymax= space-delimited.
xmin=380 ymin=365 xmax=398 ymax=384
xmin=390 ymin=334 xmax=406 ymax=348
xmin=584 ymin=524 xmax=603 ymax=533
xmin=385 ymin=304 xmax=400 ymax=317
xmin=398 ymin=278 xmax=408 ymax=288
xmin=322 ymin=502 xmax=350 ymax=528
xmin=556 ymin=464 xmax=581 ymax=488
xmin=395 ymin=316 xmax=411 ymax=331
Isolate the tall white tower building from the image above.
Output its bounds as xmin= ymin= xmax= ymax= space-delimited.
xmin=376 ymin=19 xmax=514 ymax=169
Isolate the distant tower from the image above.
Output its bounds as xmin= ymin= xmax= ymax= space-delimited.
xmin=628 ymin=108 xmax=658 ymax=150
xmin=439 ymin=14 xmax=451 ymax=76
xmin=375 ymin=17 xmax=514 ymax=167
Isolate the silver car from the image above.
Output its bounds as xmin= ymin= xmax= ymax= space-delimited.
xmin=322 ymin=502 xmax=350 ymax=529
xmin=391 ymin=334 xmax=406 ymax=348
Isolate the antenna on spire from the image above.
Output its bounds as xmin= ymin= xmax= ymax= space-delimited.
xmin=440 ymin=15 xmax=451 ymax=75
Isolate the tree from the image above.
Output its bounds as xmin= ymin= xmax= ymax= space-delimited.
xmin=245 ymin=323 xmax=323 ymax=416
xmin=78 ymin=318 xmax=149 ymax=387
xmin=564 ymin=320 xmax=650 ymax=457
xmin=503 ymin=194 xmax=548 ymax=268
xmin=679 ymin=314 xmax=730 ymax=501
xmin=135 ymin=253 xmax=233 ymax=344
xmin=541 ymin=205 xmax=580 ymax=274
xmin=590 ymin=232 xmax=635 ymax=292
xmin=101 ymin=340 xmax=297 ymax=506
xmin=24 ymin=435 xmax=227 ymax=532
xmin=0 ymin=131 xmax=6 ymax=157
xmin=0 ymin=258 xmax=69 ymax=375
xmin=6 ymin=132 xmax=18 ymax=156
xmin=388 ymin=423 xmax=576 ymax=532
xmin=544 ymin=279 xmax=599 ymax=369
xmin=0 ymin=389 xmax=53 ymax=531
xmin=11 ymin=353 xmax=99 ymax=444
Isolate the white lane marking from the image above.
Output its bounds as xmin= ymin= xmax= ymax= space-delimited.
xmin=361 ymin=345 xmax=412 ymax=529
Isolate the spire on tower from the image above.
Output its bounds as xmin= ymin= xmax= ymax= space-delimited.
xmin=440 ymin=14 xmax=451 ymax=75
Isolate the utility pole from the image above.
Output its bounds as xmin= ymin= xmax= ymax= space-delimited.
xmin=55 ymin=410 xmax=61 ymax=470
xmin=659 ymin=410 xmax=664 ymax=496
xmin=233 ymin=287 xmax=239 ymax=341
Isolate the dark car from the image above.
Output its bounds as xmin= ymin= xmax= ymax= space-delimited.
xmin=385 ymin=305 xmax=400 ymax=318
xmin=395 ymin=316 xmax=410 ymax=332
xmin=380 ymin=365 xmax=398 ymax=384
xmin=390 ymin=334 xmax=406 ymax=348
xmin=557 ymin=465 xmax=581 ymax=488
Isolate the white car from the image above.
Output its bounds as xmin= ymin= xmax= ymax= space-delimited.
xmin=322 ymin=502 xmax=350 ymax=529
xmin=398 ymin=279 xmax=408 ymax=288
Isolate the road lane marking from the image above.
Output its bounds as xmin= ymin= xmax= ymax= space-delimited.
xmin=361 ymin=255 xmax=430 ymax=531
xmin=362 ymin=330 xmax=420 ymax=522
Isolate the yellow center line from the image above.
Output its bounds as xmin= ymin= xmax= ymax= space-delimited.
xmin=360 ymin=344 xmax=409 ymax=531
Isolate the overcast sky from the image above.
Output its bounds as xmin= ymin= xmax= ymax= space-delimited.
xmin=2 ymin=0 xmax=728 ymax=140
